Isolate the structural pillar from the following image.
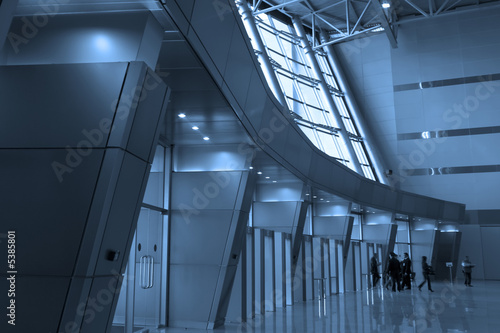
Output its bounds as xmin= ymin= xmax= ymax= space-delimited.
xmin=168 ymin=145 xmax=256 ymax=329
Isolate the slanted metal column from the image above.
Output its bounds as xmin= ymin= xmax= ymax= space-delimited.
xmin=236 ymin=0 xmax=287 ymax=106
xmin=168 ymin=154 xmax=257 ymax=329
xmin=320 ymin=31 xmax=388 ymax=184
xmin=292 ymin=16 xmax=363 ymax=175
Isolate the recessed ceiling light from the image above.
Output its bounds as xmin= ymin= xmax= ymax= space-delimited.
xmin=382 ymin=2 xmax=390 ymax=8
xmin=305 ymin=193 xmax=310 ymax=196
xmin=203 ymin=136 xmax=210 ymax=141
xmin=313 ymin=196 xmax=317 ymax=198
xmin=178 ymin=113 xmax=186 ymax=118
xmin=272 ymin=180 xmax=277 ymax=183
xmin=257 ymin=171 xmax=262 ymax=175
xmin=265 ymin=176 xmax=270 ymax=179
xmin=320 ymin=198 xmax=324 ymax=200
xmin=192 ymin=126 xmax=199 ymax=130
xmin=249 ymin=166 xmax=254 ymax=170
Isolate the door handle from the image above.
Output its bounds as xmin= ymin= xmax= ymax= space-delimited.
xmin=140 ymin=255 xmax=154 ymax=289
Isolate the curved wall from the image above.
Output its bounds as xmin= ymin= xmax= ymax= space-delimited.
xmin=163 ymin=0 xmax=465 ymax=221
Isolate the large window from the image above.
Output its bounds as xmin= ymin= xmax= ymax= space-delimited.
xmin=239 ymin=5 xmax=377 ymax=181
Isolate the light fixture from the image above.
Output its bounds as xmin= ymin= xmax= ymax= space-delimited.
xmin=272 ymin=180 xmax=277 ymax=183
xmin=382 ymin=1 xmax=390 ymax=8
xmin=265 ymin=176 xmax=270 ymax=179
xmin=192 ymin=126 xmax=199 ymax=130
xmin=257 ymin=171 xmax=262 ymax=175
xmin=305 ymin=193 xmax=310 ymax=196
xmin=249 ymin=166 xmax=254 ymax=170
xmin=178 ymin=113 xmax=186 ymax=118
xmin=203 ymin=136 xmax=210 ymax=141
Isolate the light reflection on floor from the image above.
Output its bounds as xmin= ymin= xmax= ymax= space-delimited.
xmin=150 ymin=280 xmax=500 ymax=332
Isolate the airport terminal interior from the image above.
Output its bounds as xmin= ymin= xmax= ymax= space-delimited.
xmin=0 ymin=0 xmax=500 ymax=332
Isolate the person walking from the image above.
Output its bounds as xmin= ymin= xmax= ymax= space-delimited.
xmin=401 ymin=252 xmax=412 ymax=290
xmin=418 ymin=256 xmax=434 ymax=292
xmin=371 ymin=255 xmax=381 ymax=288
xmin=461 ymin=256 xmax=474 ymax=287
xmin=387 ymin=252 xmax=401 ymax=292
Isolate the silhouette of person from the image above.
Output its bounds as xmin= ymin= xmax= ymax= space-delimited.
xmin=461 ymin=256 xmax=474 ymax=287
xmin=418 ymin=256 xmax=433 ymax=292
xmin=387 ymin=252 xmax=401 ymax=292
xmin=371 ymin=255 xmax=381 ymax=288
xmin=401 ymin=252 xmax=412 ymax=290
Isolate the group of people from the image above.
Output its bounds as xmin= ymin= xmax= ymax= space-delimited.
xmin=371 ymin=252 xmax=475 ymax=292
xmin=370 ymin=252 xmax=434 ymax=292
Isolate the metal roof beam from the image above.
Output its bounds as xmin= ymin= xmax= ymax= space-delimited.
xmin=396 ymin=0 xmax=500 ymax=25
xmin=254 ymin=0 xmax=306 ymax=15
xmin=313 ymin=24 xmax=382 ymax=49
xmin=405 ymin=0 xmax=430 ymax=17
xmin=368 ymin=0 xmax=397 ymax=48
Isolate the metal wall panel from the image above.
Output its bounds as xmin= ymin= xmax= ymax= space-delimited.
xmin=255 ymin=182 xmax=305 ymax=202
xmin=171 ymin=171 xmax=245 ymax=211
xmin=0 ymin=149 xmax=103 ymax=276
xmin=2 ymin=11 xmax=162 ymax=68
xmin=168 ymin=264 xmax=221 ymax=328
xmin=0 ymin=276 xmax=70 ymax=332
xmin=169 ymin=210 xmax=234 ymax=265
xmin=253 ymin=202 xmax=300 ymax=230
xmin=314 ymin=216 xmax=351 ymax=238
xmin=174 ymin=145 xmax=251 ymax=172
xmin=190 ymin=0 xmax=235 ymax=81
xmin=0 ymin=63 xmax=127 ymax=148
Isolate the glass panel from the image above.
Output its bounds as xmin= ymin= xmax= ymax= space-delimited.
xmin=272 ymin=16 xmax=290 ymax=32
xmin=362 ymin=165 xmax=376 ymax=181
xmin=276 ymin=72 xmax=294 ymax=97
xmin=287 ymin=97 xmax=307 ymax=118
xmin=396 ymin=221 xmax=409 ymax=243
xmin=316 ymin=130 xmax=342 ymax=159
xmin=351 ymin=215 xmax=361 ymax=240
xmin=297 ymin=123 xmax=319 ymax=147
xmin=268 ymin=49 xmax=287 ymax=68
xmin=306 ymin=105 xmax=328 ymax=126
xmin=133 ymin=208 xmax=163 ymax=328
xmin=260 ymin=27 xmax=280 ymax=51
xmin=297 ymin=81 xmax=321 ymax=108
xmin=112 ymin=208 xmax=164 ymax=332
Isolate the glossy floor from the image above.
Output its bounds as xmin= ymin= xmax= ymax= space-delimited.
xmin=151 ymin=280 xmax=500 ymax=332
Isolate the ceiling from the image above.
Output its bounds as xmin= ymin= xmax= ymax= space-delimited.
xmin=248 ymin=0 xmax=500 ymax=47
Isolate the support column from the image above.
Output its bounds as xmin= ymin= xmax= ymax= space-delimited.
xmin=313 ymin=206 xmax=354 ymax=293
xmin=0 ymin=9 xmax=168 ymax=333
xmin=320 ymin=31 xmax=388 ymax=184
xmin=0 ymin=61 xmax=169 ymax=333
xmin=363 ymin=212 xmax=397 ymax=271
xmin=168 ymin=145 xmax=256 ymax=329
xmin=292 ymin=16 xmax=363 ymax=174
xmin=252 ymin=181 xmax=309 ymax=306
